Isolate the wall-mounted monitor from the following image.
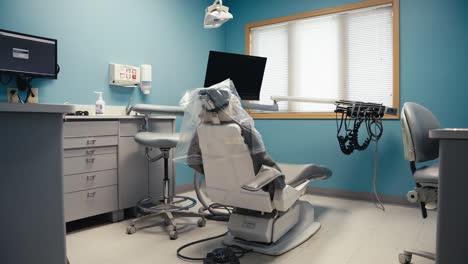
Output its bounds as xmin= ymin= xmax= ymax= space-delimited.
xmin=0 ymin=29 xmax=58 ymax=79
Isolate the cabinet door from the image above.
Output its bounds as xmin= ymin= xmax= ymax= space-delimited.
xmin=118 ymin=136 xmax=149 ymax=209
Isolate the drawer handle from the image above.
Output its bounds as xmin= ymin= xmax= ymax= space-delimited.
xmin=86 ymin=175 xmax=96 ymax=181
xmin=86 ymin=158 xmax=95 ymax=163
xmin=86 ymin=150 xmax=96 ymax=155
xmin=87 ymin=192 xmax=97 ymax=198
xmin=86 ymin=139 xmax=97 ymax=145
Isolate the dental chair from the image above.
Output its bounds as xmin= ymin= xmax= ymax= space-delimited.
xmin=176 ymin=81 xmax=332 ymax=255
xmin=399 ymin=102 xmax=439 ymax=263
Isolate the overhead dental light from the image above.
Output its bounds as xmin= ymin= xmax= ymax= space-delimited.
xmin=204 ymin=0 xmax=233 ymax=29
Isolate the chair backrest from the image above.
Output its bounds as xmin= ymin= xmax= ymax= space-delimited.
xmin=197 ymin=123 xmax=274 ymax=212
xmin=401 ymin=102 xmax=440 ymax=162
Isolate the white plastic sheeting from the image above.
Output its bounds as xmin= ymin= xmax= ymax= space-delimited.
xmin=174 ymin=79 xmax=266 ymax=166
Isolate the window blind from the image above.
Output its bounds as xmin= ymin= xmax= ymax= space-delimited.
xmin=345 ymin=7 xmax=393 ymax=107
xmin=251 ymin=24 xmax=289 ymax=110
xmin=250 ymin=4 xmax=393 ymax=112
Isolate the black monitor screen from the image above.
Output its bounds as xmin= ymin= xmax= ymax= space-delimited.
xmin=204 ymin=51 xmax=267 ymax=100
xmin=0 ymin=29 xmax=57 ymax=78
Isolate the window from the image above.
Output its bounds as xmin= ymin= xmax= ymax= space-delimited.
xmin=247 ymin=0 xmax=399 ymax=119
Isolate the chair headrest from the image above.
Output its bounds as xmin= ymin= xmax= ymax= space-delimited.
xmin=199 ymin=88 xmax=231 ymax=112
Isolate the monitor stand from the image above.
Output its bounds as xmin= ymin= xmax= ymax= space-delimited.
xmin=15 ymin=75 xmax=35 ymax=103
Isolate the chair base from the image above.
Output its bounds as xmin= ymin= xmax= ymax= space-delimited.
xmin=399 ymin=249 xmax=436 ymax=264
xmin=223 ymin=201 xmax=320 ymax=256
xmin=127 ymin=199 xmax=205 ymax=240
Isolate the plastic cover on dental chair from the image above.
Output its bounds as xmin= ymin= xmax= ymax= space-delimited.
xmin=174 ymin=79 xmax=266 ymax=166
xmin=174 ymin=79 xmax=332 ymax=214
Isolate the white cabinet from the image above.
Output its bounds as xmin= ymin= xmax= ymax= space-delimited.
xmin=118 ymin=136 xmax=149 ymax=209
xmin=63 ymin=117 xmax=175 ymax=222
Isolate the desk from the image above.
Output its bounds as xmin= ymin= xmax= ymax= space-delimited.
xmin=429 ymin=128 xmax=468 ymax=264
xmin=0 ymin=103 xmax=74 ymax=264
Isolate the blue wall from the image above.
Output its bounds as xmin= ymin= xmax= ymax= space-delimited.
xmin=0 ymin=0 xmax=225 ymax=185
xmin=1 ymin=0 xmax=467 ymax=195
xmin=224 ymin=0 xmax=468 ymax=196
xmin=0 ymin=0 xmax=225 ymax=106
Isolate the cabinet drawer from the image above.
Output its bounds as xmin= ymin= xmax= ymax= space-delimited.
xmin=64 ymin=169 xmax=117 ymax=193
xmin=64 ymin=153 xmax=117 ymax=175
xmin=64 ymin=146 xmax=117 ymax=158
xmin=64 ymin=186 xmax=118 ymax=222
xmin=64 ymin=121 xmax=118 ymax=138
xmin=119 ymin=119 xmax=145 ymax=137
xmin=64 ymin=136 xmax=118 ymax=149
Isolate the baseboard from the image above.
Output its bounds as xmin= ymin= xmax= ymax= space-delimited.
xmin=306 ymin=186 xmax=414 ymax=207
xmin=175 ymin=183 xmax=413 ymax=207
xmin=175 ymin=184 xmax=194 ymax=194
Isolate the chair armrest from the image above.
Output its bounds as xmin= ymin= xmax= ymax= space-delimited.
xmin=241 ymin=165 xmax=285 ymax=192
xmin=131 ymin=104 xmax=185 ymax=116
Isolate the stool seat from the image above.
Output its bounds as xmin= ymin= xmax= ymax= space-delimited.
xmin=134 ymin=132 xmax=180 ymax=149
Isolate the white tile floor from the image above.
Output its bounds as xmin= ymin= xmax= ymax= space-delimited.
xmin=66 ymin=194 xmax=436 ymax=264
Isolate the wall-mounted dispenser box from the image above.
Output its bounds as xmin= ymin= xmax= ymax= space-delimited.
xmin=140 ymin=64 xmax=152 ymax=95
xmin=109 ymin=63 xmax=140 ymax=87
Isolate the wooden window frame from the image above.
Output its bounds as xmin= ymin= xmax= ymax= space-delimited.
xmin=245 ymin=0 xmax=400 ymax=120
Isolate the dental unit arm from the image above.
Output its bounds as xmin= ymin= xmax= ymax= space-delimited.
xmin=126 ymin=103 xmax=185 ymax=116
xmin=243 ymin=95 xmax=398 ymax=155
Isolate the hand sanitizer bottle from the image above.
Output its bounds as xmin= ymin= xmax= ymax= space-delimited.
xmin=94 ymin=91 xmax=105 ymax=115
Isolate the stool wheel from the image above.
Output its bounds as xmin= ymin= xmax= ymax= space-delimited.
xmin=398 ymin=252 xmax=412 ymax=264
xmin=197 ymin=218 xmax=206 ymax=227
xmin=126 ymin=225 xmax=136 ymax=235
xmin=169 ymin=230 xmax=178 ymax=240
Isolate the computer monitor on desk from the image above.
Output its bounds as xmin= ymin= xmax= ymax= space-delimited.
xmin=204 ymin=51 xmax=267 ymax=100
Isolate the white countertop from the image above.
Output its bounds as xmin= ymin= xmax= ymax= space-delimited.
xmin=0 ymin=103 xmax=177 ymax=119
xmin=64 ymin=115 xmax=176 ymax=120
xmin=0 ymin=103 xmax=75 ymax=114
xmin=430 ymin=128 xmax=468 ymax=139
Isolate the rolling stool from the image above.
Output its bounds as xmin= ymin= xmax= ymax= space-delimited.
xmin=126 ymin=131 xmax=206 ymax=240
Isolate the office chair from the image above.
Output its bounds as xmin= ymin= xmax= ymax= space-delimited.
xmin=177 ymin=82 xmax=332 ymax=255
xmin=399 ymin=102 xmax=439 ymax=263
xmin=125 ymin=105 xmax=206 ymax=240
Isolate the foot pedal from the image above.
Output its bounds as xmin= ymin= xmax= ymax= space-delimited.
xmin=204 ymin=248 xmax=239 ymax=264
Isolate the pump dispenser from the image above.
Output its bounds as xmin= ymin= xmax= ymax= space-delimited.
xmin=94 ymin=91 xmax=105 ymax=115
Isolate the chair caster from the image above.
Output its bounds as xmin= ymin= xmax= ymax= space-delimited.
xmin=169 ymin=230 xmax=178 ymax=240
xmin=407 ymin=190 xmax=419 ymax=203
xmin=197 ymin=218 xmax=206 ymax=227
xmin=126 ymin=225 xmax=137 ymax=235
xmin=399 ymin=252 xmax=412 ymax=264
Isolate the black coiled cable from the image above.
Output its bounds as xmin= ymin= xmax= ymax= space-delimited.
xmin=335 ymin=104 xmax=385 ymax=155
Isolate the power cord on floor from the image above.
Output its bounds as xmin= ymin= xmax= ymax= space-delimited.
xmin=372 ymin=134 xmax=385 ymax=212
xmin=177 ymin=231 xmax=251 ymax=263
